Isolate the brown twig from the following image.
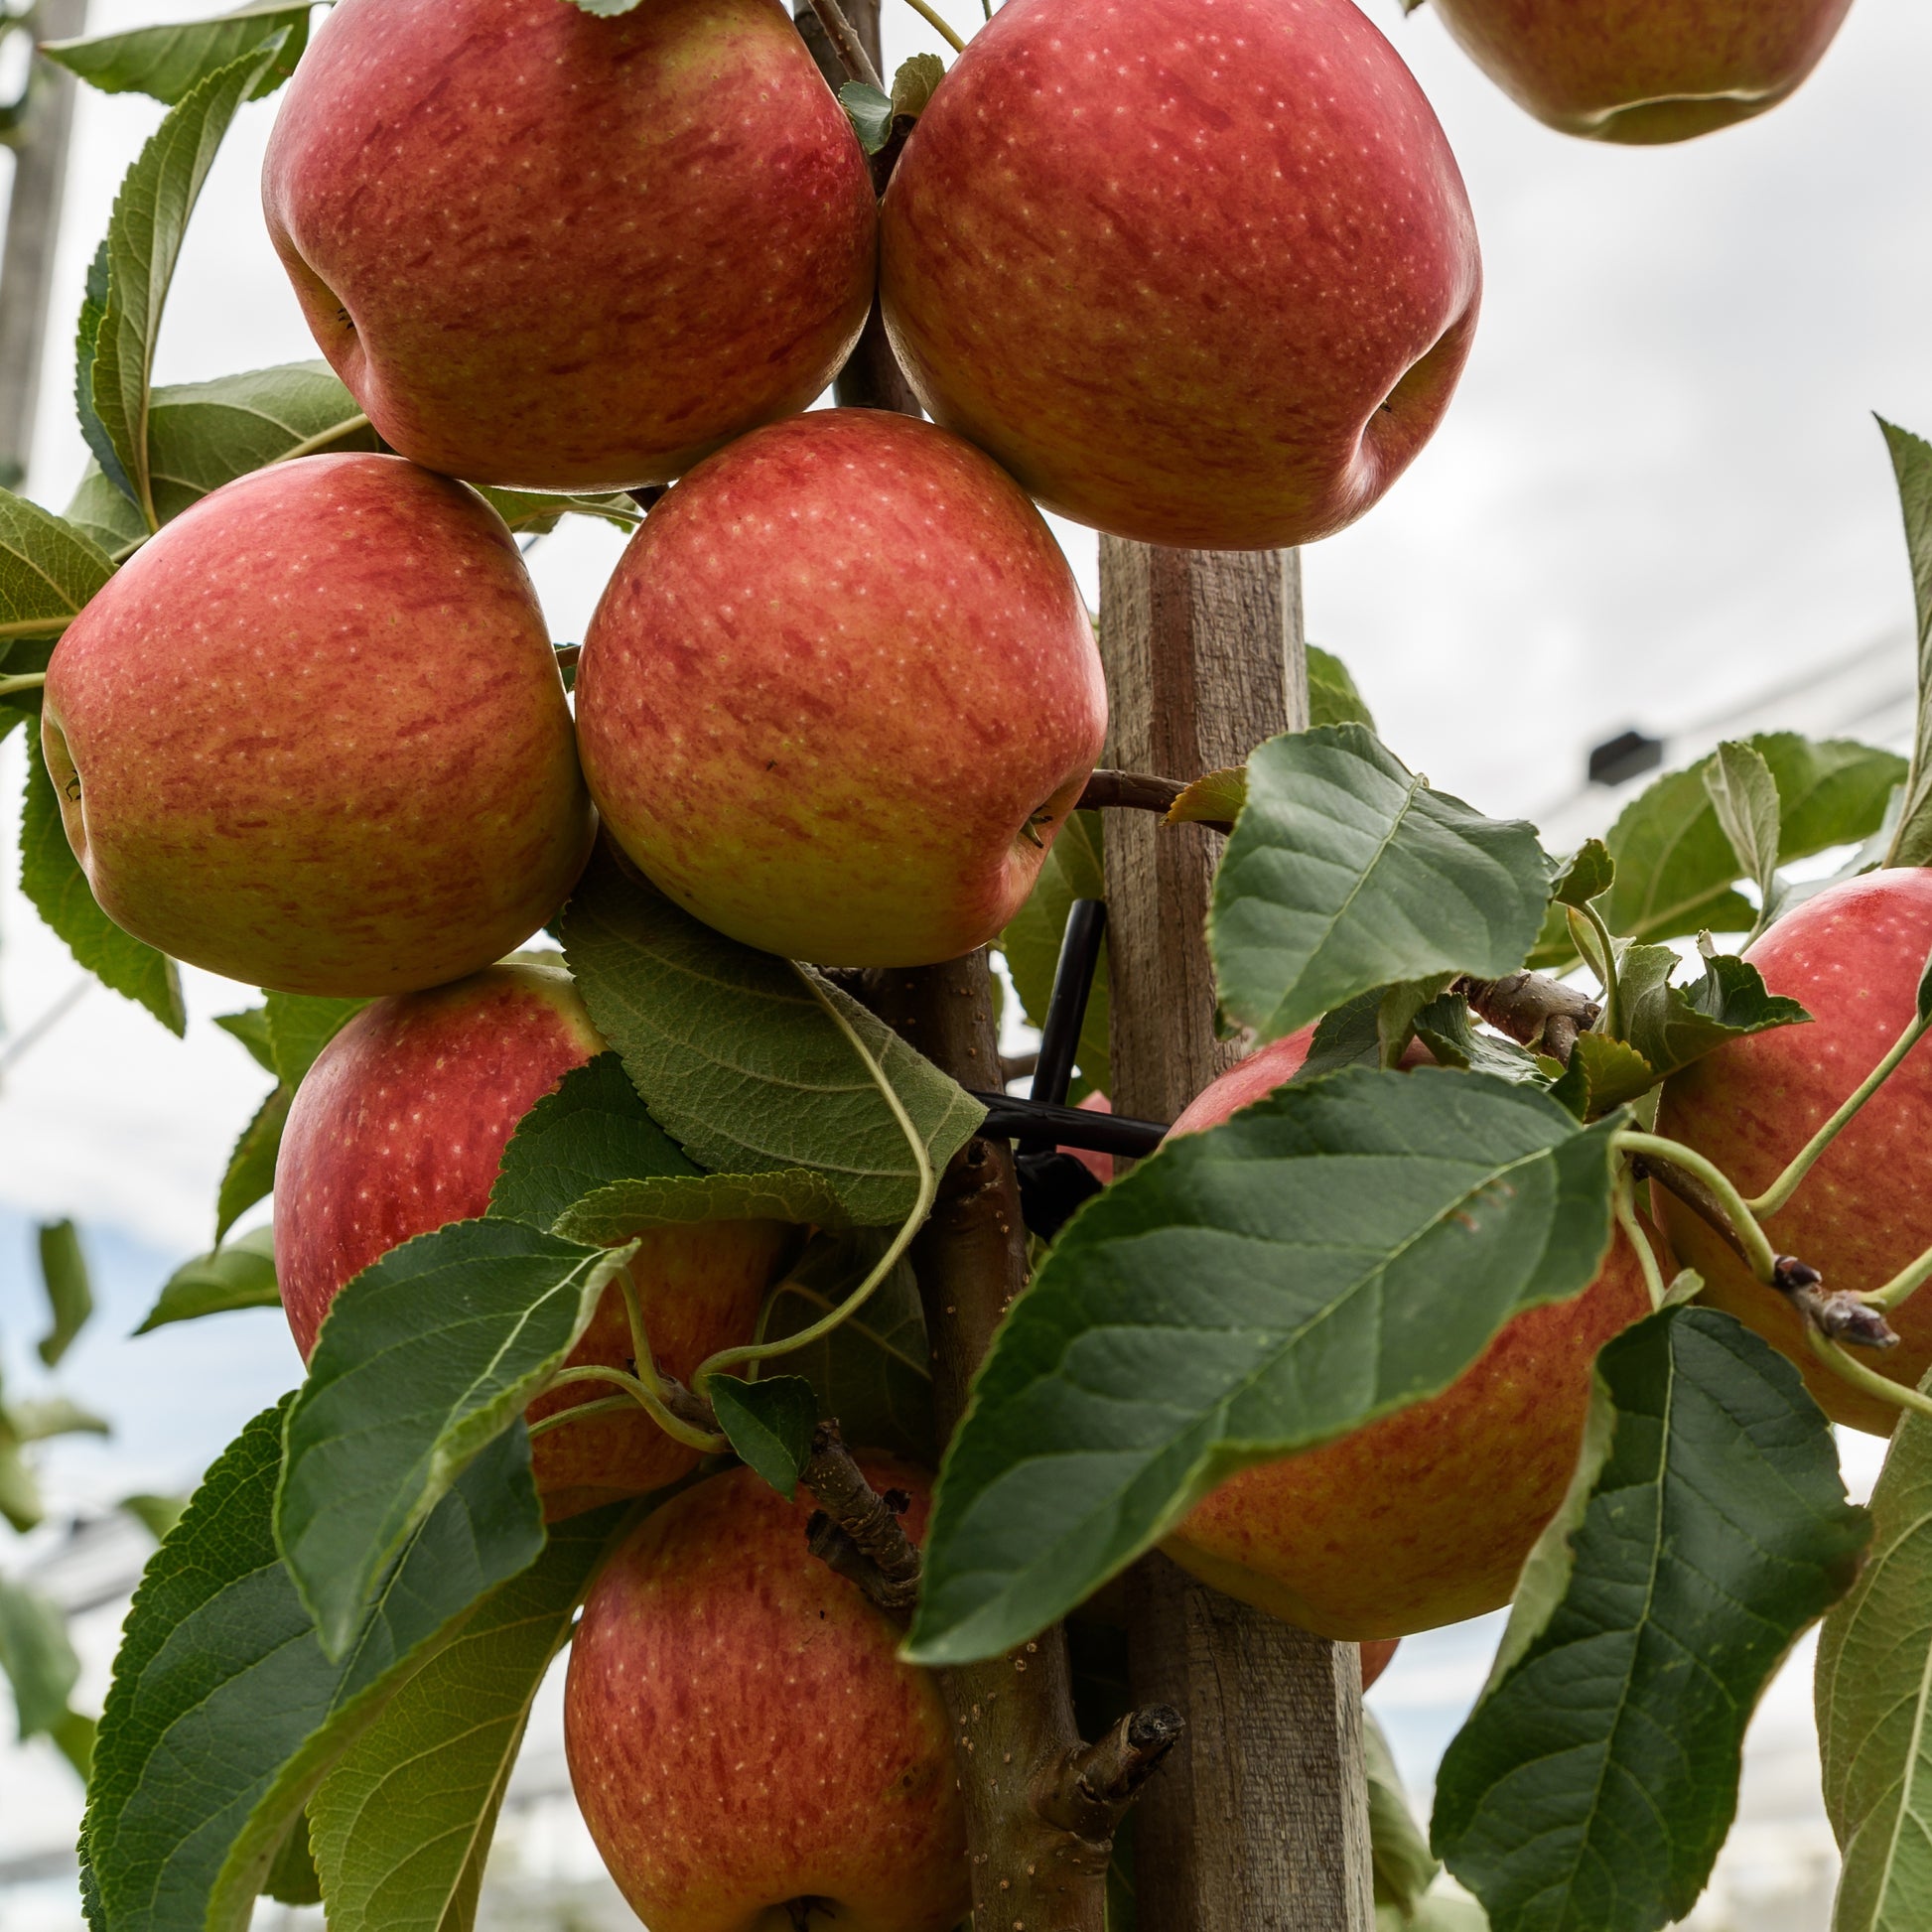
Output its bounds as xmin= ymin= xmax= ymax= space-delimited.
xmin=1034 ymin=1706 xmax=1185 ymax=1844
xmin=999 ymin=1048 xmax=1039 ymax=1083
xmin=798 ymin=1419 xmax=923 ymax=1620
xmin=1076 ymin=767 xmax=1189 ymax=817
xmin=1457 ymin=970 xmax=1600 ymax=1064
xmin=802 ymin=0 xmax=883 ymax=87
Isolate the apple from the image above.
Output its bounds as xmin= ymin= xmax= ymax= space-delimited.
xmin=1429 ymin=0 xmax=1856 ymax=145
xmin=565 ymin=1459 xmax=969 ymax=1932
xmin=263 ymin=0 xmax=878 ymax=491
xmin=1159 ymin=1024 xmax=1652 ymax=1638
xmin=1360 ymin=1637 xmax=1400 ymax=1694
xmin=878 ymin=0 xmax=1481 ymax=551
xmin=276 ymin=961 xmax=790 ymax=1518
xmin=1656 ymin=870 xmax=1932 ymax=1435
xmin=574 ymin=409 xmax=1108 ymax=967
xmin=41 ymin=455 xmax=593 ymax=998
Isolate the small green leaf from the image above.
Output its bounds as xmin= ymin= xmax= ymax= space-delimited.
xmin=1210 ymin=727 xmax=1552 ymax=1044
xmin=1616 ymin=946 xmax=1809 ymax=1081
xmin=214 ymin=1005 xmax=276 ymax=1074
xmin=1878 ymin=419 xmax=1932 ymax=868
xmin=838 ymin=80 xmax=896 ymax=154
xmin=1166 ymin=766 xmax=1246 ymax=828
xmin=119 ymin=1493 xmax=189 ymax=1542
xmin=0 ymin=1575 xmax=82 ymax=1739
xmin=999 ymin=809 xmax=1109 ymax=1099
xmin=74 ymin=239 xmax=127 ymax=504
xmin=0 ymin=1434 xmax=44 ymax=1531
xmin=35 ymin=1218 xmax=93 ymax=1366
xmin=136 ymin=1224 xmax=280 ymax=1332
xmin=554 ymin=1170 xmax=845 ymax=1245
xmin=907 ymin=1068 xmax=1619 ymax=1665
xmin=1366 ymin=1710 xmax=1438 ymax=1914
xmin=1433 ymin=1308 xmax=1868 ymax=1932
xmin=215 ymin=1084 xmax=290 ymax=1242
xmin=6 ymin=1396 xmax=110 ymax=1444
xmin=82 ymin=1404 xmax=546 ymax=1932
xmin=475 ymin=486 xmax=642 ymax=537
xmin=44 ymin=2 xmax=310 ymax=104
xmin=276 ymin=1219 xmax=632 ymax=1657
xmin=308 ymin=1503 xmax=630 ymax=1932
xmin=261 ymin=1814 xmax=321 ymax=1905
xmin=891 ymin=51 xmax=946 ymax=117
xmin=1818 ymin=1370 xmax=1932 ymax=1931
xmin=563 ymin=847 xmax=984 ymax=1227
xmin=1292 ymin=988 xmax=1385 ymax=1083
xmin=1307 ymin=643 xmax=1376 ymax=731
xmin=710 ymin=1375 xmax=819 ymax=1498
xmin=1550 ymin=839 xmax=1614 ymax=910
xmin=1546 ymin=1032 xmax=1656 ymax=1122
xmin=0 ymin=486 xmax=115 ymax=647
xmin=21 ymin=723 xmax=186 ymax=1034
xmin=264 ymin=990 xmax=368 ymax=1087
xmin=1410 ymin=994 xmax=1548 ymax=1085
xmin=1703 ymin=740 xmax=1781 ymax=913
xmin=488 ymin=1051 xmax=699 ymax=1232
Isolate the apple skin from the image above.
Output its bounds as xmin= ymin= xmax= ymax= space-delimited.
xmin=275 ymin=962 xmax=789 ymax=1519
xmin=575 ymin=410 xmax=1107 ymax=967
xmin=1360 ymin=1637 xmax=1400 ymax=1693
xmin=1656 ymin=871 xmax=1932 ymax=1435
xmin=40 ymin=455 xmax=593 ymax=997
xmin=263 ymin=0 xmax=877 ymax=490
xmin=1160 ymin=1024 xmax=1653 ymax=1639
xmin=1429 ymin=0 xmax=1855 ymax=145
xmin=565 ymin=1459 xmax=969 ymax=1932
xmin=878 ymin=0 xmax=1481 ymax=550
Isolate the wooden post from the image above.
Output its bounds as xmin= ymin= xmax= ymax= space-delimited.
xmin=1099 ymin=539 xmax=1376 ymax=1931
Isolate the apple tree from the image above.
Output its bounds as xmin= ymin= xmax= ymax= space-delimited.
xmin=1 ymin=0 xmax=1925 ymax=1928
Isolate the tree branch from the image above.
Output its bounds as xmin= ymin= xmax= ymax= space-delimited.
xmin=1076 ymin=766 xmax=1190 ymax=817
xmin=798 ymin=1418 xmax=922 ymax=1621
xmin=1457 ymin=970 xmax=1600 ymax=1063
xmin=1034 ymin=1705 xmax=1185 ymax=1844
xmin=802 ymin=0 xmax=883 ymax=88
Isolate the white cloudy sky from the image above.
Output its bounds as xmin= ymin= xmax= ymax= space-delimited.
xmin=0 ymin=0 xmax=1928 ymax=1905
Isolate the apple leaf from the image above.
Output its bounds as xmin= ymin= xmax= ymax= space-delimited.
xmin=214 ymin=1005 xmax=276 ymax=1073
xmin=66 ymin=362 xmax=378 ymax=557
xmin=1307 ymin=643 xmax=1377 ymax=730
xmin=488 ymin=1051 xmax=699 ymax=1232
xmin=1409 ymin=993 xmax=1548 ymax=1085
xmin=261 ymin=1820 xmax=321 ymax=1905
xmin=1615 ymin=945 xmax=1809 ymax=1081
xmin=0 ymin=1573 xmax=83 ymax=1741
xmin=905 ymin=1067 xmax=1620 ymax=1665
xmin=0 ymin=486 xmax=115 ymax=653
xmin=82 ymin=1403 xmax=547 ymax=1932
xmin=35 ymin=1218 xmax=93 ymax=1367
xmin=20 ymin=720 xmax=187 ymax=1035
xmin=263 ymin=990 xmax=368 ymax=1087
xmin=474 ymin=486 xmax=642 ymax=537
xmin=563 ymin=846 xmax=984 ymax=1227
xmin=1879 ymin=419 xmax=1932 ymax=867
xmin=1546 ymin=1033 xmax=1657 ymax=1123
xmin=44 ymin=1 xmax=310 ymax=105
xmin=1366 ymin=1710 xmax=1439 ymax=1915
xmin=136 ymin=1224 xmax=281 ymax=1333
xmin=308 ymin=1501 xmax=630 ymax=1932
xmin=276 ymin=1218 xmax=634 ymax=1657
xmin=1817 ymin=1371 xmax=1932 ymax=1932
xmin=709 ymin=1375 xmax=819 ymax=1498
xmin=1000 ymin=808 xmax=1109 ymax=1100
xmin=892 ymin=52 xmax=945 ymax=118
xmin=7 ymin=1394 xmax=110 ymax=1444
xmin=1210 ymin=727 xmax=1552 ymax=1045
xmin=1432 ymin=1308 xmax=1867 ymax=1932
xmin=215 ymin=1084 xmax=290 ymax=1242
xmin=839 ymin=80 xmax=896 ymax=155
xmin=84 ymin=37 xmax=291 ymax=527
xmin=1703 ymin=740 xmax=1782 ymax=917
xmin=555 ymin=1169 xmax=845 ymax=1244
xmin=1166 ymin=766 xmax=1245 ymax=828
xmin=119 ymin=1493 xmax=189 ymax=1543
xmin=1550 ymin=838 xmax=1614 ymax=909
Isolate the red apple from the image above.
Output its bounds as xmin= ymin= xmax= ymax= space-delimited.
xmin=1656 ymin=870 xmax=1932 ymax=1435
xmin=276 ymin=961 xmax=790 ymax=1518
xmin=1429 ymin=0 xmax=1855 ymax=145
xmin=41 ymin=455 xmax=593 ymax=997
xmin=263 ymin=0 xmax=877 ymax=491
xmin=1160 ymin=1025 xmax=1653 ymax=1638
xmin=1360 ymin=1637 xmax=1400 ymax=1693
xmin=878 ymin=0 xmax=1482 ymax=550
xmin=575 ymin=410 xmax=1108 ymax=967
xmin=565 ymin=1459 xmax=969 ymax=1932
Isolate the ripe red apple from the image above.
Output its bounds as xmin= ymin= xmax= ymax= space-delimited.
xmin=575 ymin=409 xmax=1107 ymax=967
xmin=1160 ymin=1025 xmax=1652 ymax=1638
xmin=1360 ymin=1637 xmax=1400 ymax=1693
xmin=276 ymin=961 xmax=789 ymax=1518
xmin=263 ymin=0 xmax=877 ymax=491
xmin=1429 ymin=0 xmax=1855 ymax=145
xmin=878 ymin=0 xmax=1481 ymax=550
xmin=41 ymin=455 xmax=593 ymax=997
xmin=566 ymin=1459 xmax=968 ymax=1932
xmin=1656 ymin=870 xmax=1932 ymax=1435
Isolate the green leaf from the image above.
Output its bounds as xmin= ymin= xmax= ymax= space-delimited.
xmin=487 ymin=1051 xmax=699 ymax=1231
xmin=276 ymin=1219 xmax=633 ymax=1658
xmin=1818 ymin=1371 xmax=1932 ymax=1931
xmin=1547 ymin=1032 xmax=1657 ymax=1122
xmin=65 ymin=361 xmax=377 ymax=556
xmin=35 ymin=1218 xmax=93 ymax=1366
xmin=1367 ymin=1710 xmax=1439 ymax=1914
xmin=563 ymin=847 xmax=984 ymax=1227
xmin=85 ymin=39 xmax=290 ymax=526
xmin=7 ymin=1396 xmax=110 ymax=1444
xmin=21 ymin=722 xmax=186 ymax=1034
xmin=215 ymin=1084 xmax=290 ymax=1242
xmin=0 ymin=1575 xmax=82 ymax=1739
xmin=75 ymin=238 xmax=127 ymax=505
xmin=999 ymin=808 xmax=1109 ymax=1100
xmin=82 ymin=1404 xmax=546 ymax=1932
xmin=906 ymin=1067 xmax=1619 ymax=1665
xmin=1292 ymin=987 xmax=1385 ymax=1083
xmin=1616 ymin=945 xmax=1810 ymax=1082
xmin=1703 ymin=740 xmax=1781 ymax=914
xmin=265 ymin=989 xmax=368 ymax=1087
xmin=1410 ymin=994 xmax=1549 ymax=1085
xmin=308 ymin=1503 xmax=628 ymax=1932
xmin=1550 ymin=839 xmax=1614 ymax=910
xmin=555 ymin=1170 xmax=844 ymax=1246
xmin=838 ymin=80 xmax=896 ymax=154
xmin=44 ymin=2 xmax=309 ymax=105
xmin=119 ymin=1493 xmax=189 ymax=1542
xmin=1210 ymin=727 xmax=1552 ymax=1044
xmin=1879 ymin=419 xmax=1932 ymax=867
xmin=261 ymin=1815 xmax=321 ymax=1905
xmin=474 ymin=486 xmax=642 ymax=537
xmin=710 ymin=1376 xmax=819 ymax=1498
xmin=136 ymin=1224 xmax=280 ymax=1333
xmin=891 ymin=51 xmax=945 ymax=117
xmin=1307 ymin=643 xmax=1377 ymax=731
xmin=0 ymin=1432 xmax=44 ymax=1531
xmin=1433 ymin=1308 xmax=1867 ymax=1932
xmin=214 ymin=1005 xmax=276 ymax=1074
xmin=1166 ymin=766 xmax=1246 ymax=829
xmin=0 ymin=487 xmax=115 ymax=648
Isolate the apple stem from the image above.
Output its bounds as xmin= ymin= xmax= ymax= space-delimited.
xmin=0 ymin=669 xmax=46 ymax=697
xmin=1077 ymin=766 xmax=1198 ymax=820
xmin=1616 ymin=1131 xmax=1779 ymax=1282
xmin=1459 ymin=968 xmax=1600 ymax=1062
xmin=1805 ymin=1327 xmax=1932 ymax=1423
xmin=897 ymin=0 xmax=965 ymax=54
xmin=1858 ymin=1241 xmax=1932 ymax=1316
xmin=797 ymin=1419 xmax=923 ymax=1620
xmin=524 ymin=1393 xmax=636 ymax=1442
xmin=804 ymin=0 xmax=884 ymax=89
xmin=1743 ymin=1008 xmax=1932 ymax=1221
xmin=1613 ymin=1163 xmax=1669 ymax=1311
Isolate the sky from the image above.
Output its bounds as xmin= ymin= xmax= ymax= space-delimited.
xmin=2 ymin=0 xmax=1929 ymax=1913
